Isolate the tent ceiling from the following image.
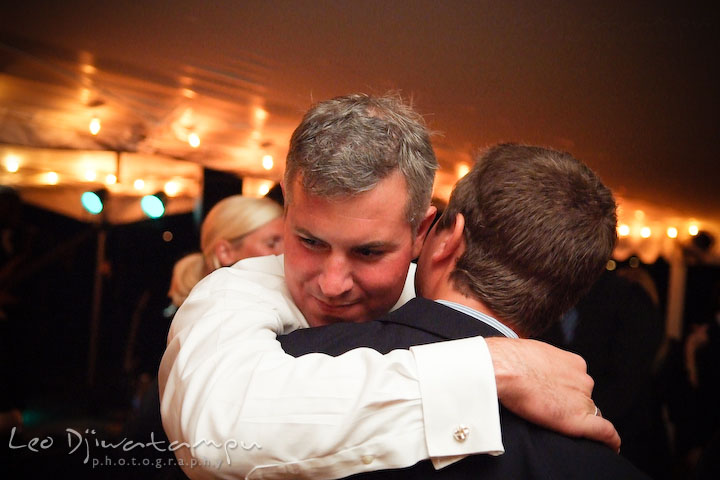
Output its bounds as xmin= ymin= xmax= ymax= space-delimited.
xmin=1 ymin=1 xmax=719 ymax=250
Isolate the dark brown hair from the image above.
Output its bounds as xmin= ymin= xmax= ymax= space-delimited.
xmin=437 ymin=143 xmax=617 ymax=336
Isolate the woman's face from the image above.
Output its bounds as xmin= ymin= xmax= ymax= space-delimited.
xmin=225 ymin=217 xmax=284 ymax=265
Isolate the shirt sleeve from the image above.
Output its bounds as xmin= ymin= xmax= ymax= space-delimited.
xmin=158 ymin=258 xmax=503 ymax=480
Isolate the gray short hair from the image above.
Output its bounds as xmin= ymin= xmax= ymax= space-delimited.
xmin=284 ymin=93 xmax=437 ymax=231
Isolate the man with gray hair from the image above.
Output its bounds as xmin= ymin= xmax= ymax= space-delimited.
xmin=160 ymin=94 xmax=618 ymax=479
xmin=280 ymin=142 xmax=648 ymax=479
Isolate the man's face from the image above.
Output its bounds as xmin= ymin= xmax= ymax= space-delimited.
xmin=284 ymin=172 xmax=426 ymax=327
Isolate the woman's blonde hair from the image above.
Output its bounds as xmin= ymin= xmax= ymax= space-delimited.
xmin=168 ymin=195 xmax=283 ymax=307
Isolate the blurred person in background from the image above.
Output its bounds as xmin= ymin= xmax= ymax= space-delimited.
xmin=166 ymin=195 xmax=284 ymax=313
xmin=0 ymin=187 xmax=26 ymax=437
xmin=130 ymin=194 xmax=284 ymax=381
xmin=125 ymin=194 xmax=283 ymax=478
xmin=540 ymin=268 xmax=669 ymax=479
xmin=669 ymin=281 xmax=720 ymax=479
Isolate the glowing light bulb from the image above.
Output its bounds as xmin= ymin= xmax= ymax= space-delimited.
xmin=84 ymin=170 xmax=97 ymax=181
xmin=640 ymin=227 xmax=651 ymax=238
xmin=457 ymin=163 xmax=470 ymax=178
xmin=46 ymin=172 xmax=59 ymax=185
xmin=689 ymin=225 xmax=699 ymax=236
xmin=5 ymin=155 xmax=20 ymax=172
xmin=89 ymin=117 xmax=101 ymax=135
xmin=262 ymin=155 xmax=274 ymax=170
xmin=188 ymin=132 xmax=200 ymax=148
xmin=258 ymin=183 xmax=270 ymax=196
xmin=667 ymin=227 xmax=678 ymax=239
xmin=134 ymin=179 xmax=145 ymax=190
xmin=105 ymin=174 xmax=117 ymax=185
xmin=164 ymin=180 xmax=180 ymax=197
xmin=618 ymin=224 xmax=630 ymax=237
xmin=255 ymin=108 xmax=268 ymax=121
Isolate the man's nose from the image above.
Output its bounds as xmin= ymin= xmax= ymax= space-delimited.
xmin=318 ymin=255 xmax=353 ymax=298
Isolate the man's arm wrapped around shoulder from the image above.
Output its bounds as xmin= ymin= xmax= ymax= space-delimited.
xmin=158 ymin=257 xmax=502 ymax=480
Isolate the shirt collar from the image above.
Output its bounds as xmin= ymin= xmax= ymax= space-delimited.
xmin=435 ymin=299 xmax=519 ymax=339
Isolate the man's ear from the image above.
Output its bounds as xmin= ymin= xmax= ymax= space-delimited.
xmin=411 ymin=206 xmax=438 ymax=258
xmin=431 ymin=213 xmax=466 ymax=262
xmin=214 ymin=239 xmax=235 ymax=267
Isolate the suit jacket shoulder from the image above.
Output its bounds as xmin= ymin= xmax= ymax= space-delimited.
xmin=281 ymin=297 xmax=502 ymax=357
xmin=280 ymin=297 xmax=650 ymax=480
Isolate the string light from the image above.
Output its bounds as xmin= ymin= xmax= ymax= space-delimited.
xmin=134 ymin=179 xmax=145 ymax=190
xmin=4 ymin=155 xmax=20 ymax=172
xmin=164 ymin=180 xmax=180 ymax=197
xmin=689 ymin=225 xmax=699 ymax=236
xmin=46 ymin=172 xmax=59 ymax=185
xmin=618 ymin=224 xmax=630 ymax=237
xmin=457 ymin=163 xmax=470 ymax=178
xmin=84 ymin=170 xmax=97 ymax=181
xmin=188 ymin=132 xmax=200 ymax=148
xmin=255 ymin=108 xmax=268 ymax=121
xmin=89 ymin=117 xmax=101 ymax=135
xmin=640 ymin=227 xmax=651 ymax=238
xmin=105 ymin=174 xmax=117 ymax=185
xmin=667 ymin=227 xmax=678 ymax=239
xmin=258 ymin=183 xmax=270 ymax=196
xmin=262 ymin=155 xmax=274 ymax=170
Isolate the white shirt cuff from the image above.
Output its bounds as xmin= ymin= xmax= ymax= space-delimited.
xmin=410 ymin=336 xmax=504 ymax=468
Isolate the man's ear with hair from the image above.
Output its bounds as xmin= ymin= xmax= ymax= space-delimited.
xmin=431 ymin=213 xmax=466 ymax=263
xmin=411 ymin=206 xmax=438 ymax=258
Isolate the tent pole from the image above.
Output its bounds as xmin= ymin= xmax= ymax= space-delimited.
xmin=87 ymin=227 xmax=106 ymax=386
xmin=665 ymin=244 xmax=687 ymax=340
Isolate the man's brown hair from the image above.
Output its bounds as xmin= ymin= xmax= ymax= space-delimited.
xmin=437 ymin=143 xmax=617 ymax=336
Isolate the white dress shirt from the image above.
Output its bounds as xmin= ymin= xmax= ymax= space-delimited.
xmin=159 ymin=255 xmax=503 ymax=479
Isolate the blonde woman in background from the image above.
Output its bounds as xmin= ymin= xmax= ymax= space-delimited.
xmin=168 ymin=195 xmax=284 ymax=308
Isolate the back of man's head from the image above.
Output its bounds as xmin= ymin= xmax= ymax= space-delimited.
xmin=284 ymin=93 xmax=437 ymax=232
xmin=438 ymin=143 xmax=617 ymax=336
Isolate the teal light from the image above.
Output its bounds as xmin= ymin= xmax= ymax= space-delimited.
xmin=141 ymin=194 xmax=165 ymax=218
xmin=81 ymin=191 xmax=104 ymax=214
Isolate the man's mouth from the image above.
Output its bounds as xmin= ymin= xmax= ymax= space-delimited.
xmin=313 ymin=297 xmax=358 ymax=311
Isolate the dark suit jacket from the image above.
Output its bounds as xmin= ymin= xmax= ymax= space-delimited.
xmin=540 ymin=271 xmax=669 ymax=478
xmin=280 ymin=297 xmax=650 ymax=480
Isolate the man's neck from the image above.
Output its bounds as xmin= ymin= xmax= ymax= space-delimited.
xmin=429 ymin=286 xmax=527 ymax=338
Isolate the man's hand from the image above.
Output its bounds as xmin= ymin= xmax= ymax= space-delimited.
xmin=486 ymin=337 xmax=621 ymax=452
